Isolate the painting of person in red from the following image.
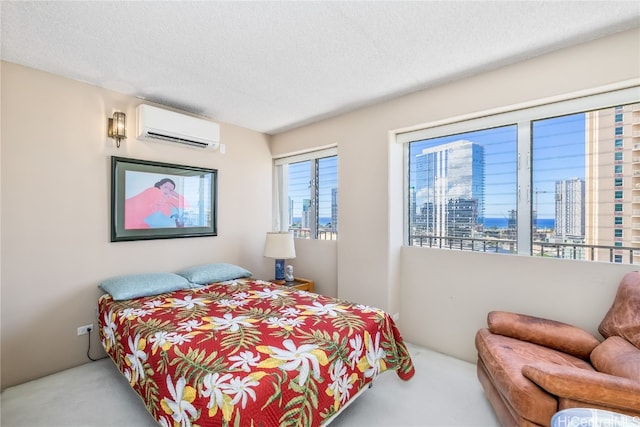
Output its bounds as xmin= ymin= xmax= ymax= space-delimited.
xmin=124 ymin=178 xmax=189 ymax=229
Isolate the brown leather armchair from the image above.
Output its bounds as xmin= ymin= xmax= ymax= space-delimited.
xmin=475 ymin=271 xmax=640 ymax=427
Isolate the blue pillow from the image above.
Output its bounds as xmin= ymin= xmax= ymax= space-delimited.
xmin=175 ymin=263 xmax=252 ymax=286
xmin=99 ymin=273 xmax=191 ymax=301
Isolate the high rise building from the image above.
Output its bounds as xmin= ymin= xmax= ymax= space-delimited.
xmin=302 ymin=199 xmax=311 ymax=230
xmin=414 ymin=140 xmax=485 ymax=237
xmin=585 ymin=103 xmax=640 ymax=263
xmin=555 ymin=178 xmax=585 ymax=239
xmin=331 ymin=188 xmax=338 ymax=233
xmin=288 ymin=197 xmax=294 ymax=227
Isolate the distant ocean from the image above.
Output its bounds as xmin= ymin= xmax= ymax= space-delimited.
xmin=484 ymin=217 xmax=555 ymax=229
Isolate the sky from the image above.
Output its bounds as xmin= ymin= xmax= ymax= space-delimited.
xmin=286 ymin=112 xmax=589 ymax=224
xmin=532 ymin=113 xmax=586 ymax=218
xmin=409 ymin=112 xmax=586 ymax=219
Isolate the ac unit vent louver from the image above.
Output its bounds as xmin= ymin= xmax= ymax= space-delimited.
xmin=136 ymin=104 xmax=220 ymax=150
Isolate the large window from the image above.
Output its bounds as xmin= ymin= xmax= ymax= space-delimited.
xmin=408 ymin=126 xmax=517 ymax=252
xmin=401 ymin=86 xmax=640 ymax=264
xmin=274 ymin=148 xmax=338 ymax=240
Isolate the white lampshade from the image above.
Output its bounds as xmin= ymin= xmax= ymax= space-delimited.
xmin=263 ymin=232 xmax=296 ymax=259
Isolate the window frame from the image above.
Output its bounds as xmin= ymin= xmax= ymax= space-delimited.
xmin=398 ymin=82 xmax=639 ymax=256
xmin=273 ymin=146 xmax=338 ymax=239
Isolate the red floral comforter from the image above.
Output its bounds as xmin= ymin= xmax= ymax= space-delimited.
xmin=98 ymin=278 xmax=415 ymax=427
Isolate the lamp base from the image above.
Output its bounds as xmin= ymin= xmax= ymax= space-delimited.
xmin=274 ymin=259 xmax=285 ymax=281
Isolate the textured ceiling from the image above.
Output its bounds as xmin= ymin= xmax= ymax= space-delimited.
xmin=1 ymin=1 xmax=639 ymax=134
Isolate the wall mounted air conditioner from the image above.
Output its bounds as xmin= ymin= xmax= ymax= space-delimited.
xmin=136 ymin=104 xmax=220 ymax=150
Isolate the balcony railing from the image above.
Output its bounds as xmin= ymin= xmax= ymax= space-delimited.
xmin=409 ymin=234 xmax=638 ymax=264
xmin=290 ymin=227 xmax=337 ymax=240
xmin=410 ymin=235 xmax=516 ymax=253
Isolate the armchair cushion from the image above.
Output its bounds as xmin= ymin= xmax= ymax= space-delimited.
xmin=475 ymin=328 xmax=593 ymax=425
xmin=487 ymin=311 xmax=600 ymax=360
xmin=590 ymin=336 xmax=640 ymax=381
xmin=599 ymin=272 xmax=640 ymax=348
xmin=522 ymin=362 xmax=640 ymax=414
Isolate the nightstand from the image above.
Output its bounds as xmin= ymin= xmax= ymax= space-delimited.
xmin=271 ymin=277 xmax=315 ymax=293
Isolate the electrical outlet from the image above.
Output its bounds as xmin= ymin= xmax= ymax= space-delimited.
xmin=77 ymin=324 xmax=93 ymax=336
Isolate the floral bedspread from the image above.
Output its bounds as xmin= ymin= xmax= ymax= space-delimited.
xmin=98 ymin=278 xmax=415 ymax=427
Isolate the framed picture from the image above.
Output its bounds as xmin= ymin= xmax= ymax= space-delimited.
xmin=111 ymin=156 xmax=217 ymax=242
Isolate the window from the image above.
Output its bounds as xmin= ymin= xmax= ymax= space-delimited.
xmin=408 ymin=126 xmax=516 ymax=251
xmin=400 ymin=85 xmax=639 ymax=264
xmin=274 ymin=148 xmax=338 ymax=240
xmin=532 ymin=115 xmax=586 ymax=246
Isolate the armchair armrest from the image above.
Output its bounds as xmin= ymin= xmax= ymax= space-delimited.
xmin=522 ymin=362 xmax=640 ymax=412
xmin=488 ymin=311 xmax=600 ymax=359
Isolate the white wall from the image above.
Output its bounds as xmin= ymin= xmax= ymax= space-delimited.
xmin=0 ymin=62 xmax=276 ymax=389
xmin=291 ymin=238 xmax=338 ymax=297
xmin=272 ymin=28 xmax=640 ymax=362
xmin=400 ymin=247 xmax=636 ymax=362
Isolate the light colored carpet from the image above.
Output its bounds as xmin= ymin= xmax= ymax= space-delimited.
xmin=1 ymin=343 xmax=499 ymax=426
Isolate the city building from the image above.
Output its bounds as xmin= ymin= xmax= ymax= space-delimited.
xmin=585 ymin=103 xmax=640 ymax=263
xmin=302 ymin=198 xmax=311 ymax=230
xmin=413 ymin=140 xmax=485 ymax=237
xmin=331 ymin=187 xmax=338 ymax=233
xmin=555 ymin=177 xmax=585 ymax=239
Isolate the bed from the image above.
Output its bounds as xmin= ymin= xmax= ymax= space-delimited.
xmin=97 ymin=270 xmax=415 ymax=427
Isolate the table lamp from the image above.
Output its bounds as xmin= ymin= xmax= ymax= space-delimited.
xmin=263 ymin=231 xmax=296 ymax=281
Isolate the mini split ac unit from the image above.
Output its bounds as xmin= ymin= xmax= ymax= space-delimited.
xmin=136 ymin=104 xmax=220 ymax=150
